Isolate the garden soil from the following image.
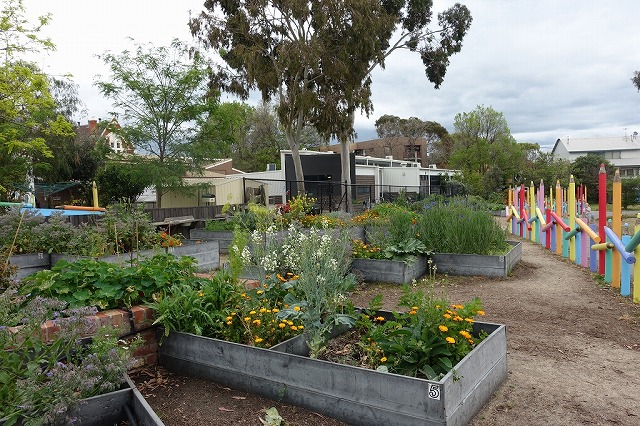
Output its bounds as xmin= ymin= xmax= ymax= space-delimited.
xmin=131 ymin=236 xmax=640 ymax=425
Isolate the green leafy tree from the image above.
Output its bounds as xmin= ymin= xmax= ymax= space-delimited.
xmin=306 ymin=1 xmax=472 ymax=211
xmin=0 ymin=1 xmax=74 ymax=199
xmin=570 ymin=154 xmax=614 ymax=204
xmin=449 ymin=105 xmax=524 ymax=198
xmin=197 ymin=101 xmax=253 ymax=160
xmin=95 ymin=39 xmax=218 ymax=207
xmin=375 ymin=114 xmax=448 ymax=163
xmin=95 ymin=161 xmax=153 ymax=205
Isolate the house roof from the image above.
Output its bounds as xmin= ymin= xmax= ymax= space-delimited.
xmin=552 ymin=135 xmax=640 ymax=154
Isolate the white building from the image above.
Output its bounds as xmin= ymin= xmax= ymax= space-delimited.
xmin=551 ymin=134 xmax=640 ymax=177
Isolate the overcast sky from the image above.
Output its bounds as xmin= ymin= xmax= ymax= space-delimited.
xmin=23 ymin=0 xmax=640 ymax=150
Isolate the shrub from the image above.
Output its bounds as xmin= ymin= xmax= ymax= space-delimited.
xmin=353 ymin=286 xmax=487 ymax=380
xmin=0 ymin=293 xmax=139 ymax=424
xmin=415 ymin=199 xmax=509 ymax=255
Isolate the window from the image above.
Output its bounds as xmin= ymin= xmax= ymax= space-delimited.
xmin=604 ymin=150 xmax=621 ymax=159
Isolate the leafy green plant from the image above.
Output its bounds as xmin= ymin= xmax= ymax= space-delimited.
xmin=0 ymin=293 xmax=139 ymax=425
xmin=354 ymin=286 xmax=487 ymax=380
xmin=415 ymin=199 xmax=509 ymax=255
xmin=150 ymin=271 xmax=241 ymax=337
xmin=19 ymin=254 xmax=197 ymax=310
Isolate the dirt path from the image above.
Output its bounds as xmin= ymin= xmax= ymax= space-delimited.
xmin=134 ymin=238 xmax=640 ymax=425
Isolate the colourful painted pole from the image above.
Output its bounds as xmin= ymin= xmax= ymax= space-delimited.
xmin=612 ymin=170 xmax=622 ymax=288
xmin=519 ymin=184 xmax=525 ymax=238
xmin=589 ymin=224 xmax=598 ymax=272
xmin=555 ymin=180 xmax=562 ymax=256
xmin=546 ymin=207 xmax=552 ymax=249
xmin=598 ymin=164 xmax=607 ymax=275
xmin=538 ymin=179 xmax=545 ymax=245
xmin=621 ymin=234 xmax=631 ymax=296
xmin=635 ymin=215 xmax=640 ymax=303
xmin=529 ymin=181 xmax=536 ymax=242
xmin=568 ymin=176 xmax=576 ymax=262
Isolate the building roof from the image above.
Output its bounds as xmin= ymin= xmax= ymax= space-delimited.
xmin=552 ymin=135 xmax=640 ymax=154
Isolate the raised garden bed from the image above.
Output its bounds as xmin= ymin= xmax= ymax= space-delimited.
xmin=167 ymin=240 xmax=219 ymax=272
xmin=0 ymin=376 xmax=164 ymax=426
xmin=190 ymin=229 xmax=235 ymax=254
xmin=8 ymin=252 xmax=50 ymax=280
xmin=158 ymin=321 xmax=507 ymax=426
xmin=431 ymin=241 xmax=522 ymax=278
xmin=351 ymin=255 xmax=429 ymax=284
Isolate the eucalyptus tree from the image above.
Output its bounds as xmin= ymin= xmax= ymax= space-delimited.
xmin=190 ymin=1 xmax=471 ymax=204
xmin=375 ymin=114 xmax=448 ymax=163
xmin=95 ymin=39 xmax=219 ymax=207
xmin=309 ymin=1 xmax=472 ymax=210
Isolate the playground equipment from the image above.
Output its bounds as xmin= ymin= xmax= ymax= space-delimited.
xmin=507 ymin=165 xmax=639 ymax=304
xmin=2 ymin=181 xmax=106 ymax=216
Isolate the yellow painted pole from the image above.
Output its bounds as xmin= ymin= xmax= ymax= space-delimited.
xmin=635 ymin=214 xmax=640 ymax=303
xmin=611 ymin=170 xmax=622 ymax=288
xmin=529 ymin=181 xmax=535 ymax=241
xmin=555 ymin=180 xmax=562 ymax=255
xmin=92 ymin=181 xmax=99 ymax=209
xmin=568 ymin=176 xmax=576 ymax=261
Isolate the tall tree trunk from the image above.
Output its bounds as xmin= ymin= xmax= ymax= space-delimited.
xmin=285 ymin=130 xmax=305 ymax=196
xmin=340 ymin=138 xmax=352 ymax=213
xmin=155 ymin=185 xmax=162 ymax=208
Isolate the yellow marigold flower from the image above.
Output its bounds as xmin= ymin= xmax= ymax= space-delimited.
xmin=459 ymin=330 xmax=471 ymax=339
xmin=241 ymin=293 xmax=247 ymax=298
xmin=256 ymin=290 xmax=264 ymax=295
xmin=226 ymin=321 xmax=233 ymax=325
xmin=252 ymin=319 xmax=261 ymax=326
xmin=453 ymin=304 xmax=464 ymax=310
xmin=197 ymin=291 xmax=204 ymax=297
xmin=266 ymin=309 xmax=272 ymax=313
xmin=259 ymin=308 xmax=267 ymax=313
xmin=226 ymin=316 xmax=233 ymax=321
xmin=464 ymin=318 xmax=474 ymax=323
xmin=477 ymin=310 xmax=486 ymax=316
xmin=284 ymin=304 xmax=289 ymax=308
xmin=287 ymin=272 xmax=294 ymax=276
xmin=298 ymin=325 xmax=304 ymax=330
xmin=255 ymin=337 xmax=263 ymax=343
xmin=468 ymin=339 xmax=475 ymax=344
xmin=292 ymin=275 xmax=300 ymax=280
xmin=293 ymin=306 xmax=301 ymax=311
xmin=244 ymin=317 xmax=251 ymax=322
xmin=263 ymin=284 xmax=268 ymax=289
xmin=287 ymin=320 xmax=294 ymax=326
xmin=411 ymin=306 xmax=419 ymax=311
xmin=446 ymin=337 xmax=456 ymax=344
xmin=380 ymin=357 xmax=387 ymax=363
xmin=278 ymin=323 xmax=286 ymax=328
xmin=272 ymin=308 xmax=280 ymax=313
xmin=249 ymin=310 xmax=257 ymax=315
xmin=435 ymin=305 xmax=441 ymax=309
xmin=409 ymin=310 xmax=417 ymax=315
xmin=231 ymin=312 xmax=236 ymax=316
xmin=443 ymin=313 xmax=452 ymax=319
xmin=375 ymin=316 xmax=385 ymax=322
xmin=291 ymin=326 xmax=298 ymax=331
xmin=453 ymin=316 xmax=463 ymax=322
xmin=439 ymin=325 xmax=448 ymax=332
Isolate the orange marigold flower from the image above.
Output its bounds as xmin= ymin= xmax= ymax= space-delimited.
xmin=293 ymin=306 xmax=301 ymax=311
xmin=375 ymin=316 xmax=385 ymax=322
xmin=453 ymin=316 xmax=463 ymax=322
xmin=477 ymin=310 xmax=486 ymax=316
xmin=409 ymin=310 xmax=417 ymax=315
xmin=464 ymin=318 xmax=474 ymax=323
xmin=459 ymin=330 xmax=472 ymax=339
xmin=443 ymin=313 xmax=452 ymax=319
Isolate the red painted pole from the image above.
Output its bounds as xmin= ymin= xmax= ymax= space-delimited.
xmin=598 ymin=164 xmax=607 ymax=275
xmin=519 ymin=184 xmax=525 ymax=238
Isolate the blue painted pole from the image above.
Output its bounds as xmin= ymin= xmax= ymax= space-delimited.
xmin=621 ymin=235 xmax=631 ymax=297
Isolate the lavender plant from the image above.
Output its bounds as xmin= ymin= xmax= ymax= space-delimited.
xmin=0 ymin=293 xmax=139 ymax=425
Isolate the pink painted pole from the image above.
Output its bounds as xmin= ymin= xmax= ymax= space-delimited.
xmin=598 ymin=164 xmax=607 ymax=275
xmin=519 ymin=184 xmax=525 ymax=238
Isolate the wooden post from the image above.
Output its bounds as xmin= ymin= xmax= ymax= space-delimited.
xmin=555 ymin=180 xmax=562 ymax=256
xmin=568 ymin=176 xmax=576 ymax=262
